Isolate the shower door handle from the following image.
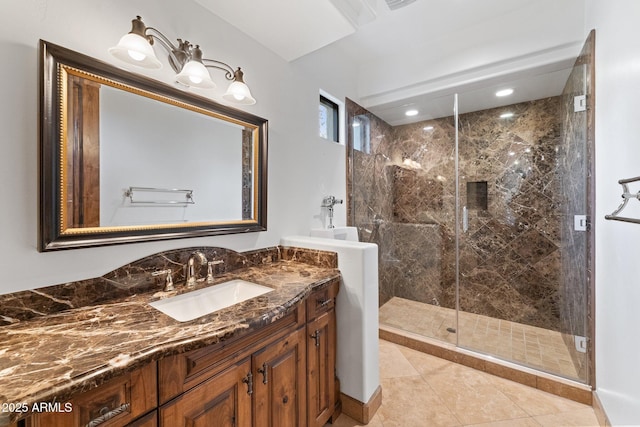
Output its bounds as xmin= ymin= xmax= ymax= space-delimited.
xmin=462 ymin=206 xmax=469 ymax=233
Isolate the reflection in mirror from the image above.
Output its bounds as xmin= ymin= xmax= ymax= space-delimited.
xmin=39 ymin=40 xmax=268 ymax=251
xmin=67 ymin=79 xmax=251 ymax=227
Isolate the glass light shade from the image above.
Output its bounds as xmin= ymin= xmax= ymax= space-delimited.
xmin=222 ymin=81 xmax=256 ymax=105
xmin=175 ymin=60 xmax=216 ymax=89
xmin=109 ymin=33 xmax=162 ymax=69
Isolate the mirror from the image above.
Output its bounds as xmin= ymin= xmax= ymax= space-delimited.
xmin=39 ymin=40 xmax=268 ymax=251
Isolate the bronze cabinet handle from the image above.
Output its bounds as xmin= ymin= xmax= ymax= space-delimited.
xmin=242 ymin=371 xmax=254 ymax=395
xmin=257 ymin=362 xmax=269 ymax=384
xmin=317 ymin=298 xmax=332 ymax=308
xmin=86 ymin=403 xmax=131 ymax=427
xmin=310 ymin=329 xmax=321 ymax=347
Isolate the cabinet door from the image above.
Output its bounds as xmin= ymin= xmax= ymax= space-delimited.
xmin=253 ymin=328 xmax=306 ymax=427
xmin=307 ymin=310 xmax=336 ymax=427
xmin=27 ymin=362 xmax=156 ymax=427
xmin=159 ymin=358 xmax=252 ymax=427
xmin=127 ymin=410 xmax=157 ymax=427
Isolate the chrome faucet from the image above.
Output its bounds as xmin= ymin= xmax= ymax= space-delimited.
xmin=186 ymin=251 xmax=208 ymax=288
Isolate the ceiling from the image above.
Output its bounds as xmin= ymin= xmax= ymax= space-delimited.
xmin=194 ymin=0 xmax=586 ymax=125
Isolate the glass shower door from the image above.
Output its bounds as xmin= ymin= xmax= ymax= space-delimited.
xmin=455 ymin=62 xmax=591 ymax=382
xmin=354 ymin=94 xmax=460 ymax=344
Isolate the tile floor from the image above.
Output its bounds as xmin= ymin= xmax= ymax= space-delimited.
xmin=330 ymin=339 xmax=599 ymax=427
xmin=379 ymin=297 xmax=587 ymax=381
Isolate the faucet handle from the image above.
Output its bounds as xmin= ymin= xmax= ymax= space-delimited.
xmin=207 ymin=260 xmax=224 ymax=283
xmin=152 ymin=269 xmax=175 ymax=292
xmin=322 ymin=195 xmax=344 ymax=207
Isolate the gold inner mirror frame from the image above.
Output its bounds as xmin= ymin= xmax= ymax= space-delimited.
xmin=39 ymin=40 xmax=268 ymax=251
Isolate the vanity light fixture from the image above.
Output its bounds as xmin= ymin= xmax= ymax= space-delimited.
xmin=109 ymin=16 xmax=257 ymax=105
xmin=405 ymin=109 xmax=419 ymax=117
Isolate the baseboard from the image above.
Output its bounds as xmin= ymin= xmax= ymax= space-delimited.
xmin=340 ymin=386 xmax=383 ymax=424
xmin=592 ymin=391 xmax=612 ymax=426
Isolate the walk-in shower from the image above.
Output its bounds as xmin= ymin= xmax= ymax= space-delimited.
xmin=347 ymin=34 xmax=594 ymax=384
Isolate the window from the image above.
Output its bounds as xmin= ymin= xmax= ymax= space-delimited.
xmin=319 ymin=94 xmax=340 ymax=143
xmin=352 ymin=114 xmax=371 ymax=154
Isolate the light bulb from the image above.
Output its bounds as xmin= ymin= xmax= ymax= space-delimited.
xmin=176 ymin=60 xmax=216 ymax=89
xmin=109 ymin=32 xmax=161 ymax=69
xmin=128 ymin=50 xmax=146 ymax=61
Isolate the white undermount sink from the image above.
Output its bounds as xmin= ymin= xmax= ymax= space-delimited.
xmin=149 ymin=279 xmax=274 ymax=322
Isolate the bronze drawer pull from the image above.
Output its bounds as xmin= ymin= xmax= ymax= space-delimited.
xmin=317 ymin=298 xmax=332 ymax=308
xmin=85 ymin=402 xmax=130 ymax=427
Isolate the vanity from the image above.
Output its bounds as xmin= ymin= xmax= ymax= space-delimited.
xmin=0 ymin=246 xmax=340 ymax=427
xmin=2 ymin=39 xmax=343 ymax=427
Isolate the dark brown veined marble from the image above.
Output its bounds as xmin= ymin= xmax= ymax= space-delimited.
xmin=0 ymin=246 xmax=340 ymax=424
xmin=347 ymin=96 xmax=585 ymax=333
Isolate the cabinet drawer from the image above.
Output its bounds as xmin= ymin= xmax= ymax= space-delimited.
xmin=158 ymin=304 xmax=305 ymax=404
xmin=28 ymin=362 xmax=157 ymax=427
xmin=127 ymin=410 xmax=157 ymax=427
xmin=306 ymin=279 xmax=339 ymax=321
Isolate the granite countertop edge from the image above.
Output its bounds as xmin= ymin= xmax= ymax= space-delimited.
xmin=0 ymin=260 xmax=341 ymax=423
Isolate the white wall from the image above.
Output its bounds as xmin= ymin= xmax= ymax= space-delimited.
xmin=100 ymin=87 xmax=242 ymax=225
xmin=586 ymin=0 xmax=640 ymax=424
xmin=0 ymin=0 xmax=356 ymax=294
xmin=350 ymin=0 xmax=587 ymax=107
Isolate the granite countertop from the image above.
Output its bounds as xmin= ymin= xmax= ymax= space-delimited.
xmin=0 ymin=246 xmax=340 ymax=424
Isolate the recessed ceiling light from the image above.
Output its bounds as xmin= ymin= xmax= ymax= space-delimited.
xmin=500 ymin=112 xmax=514 ymax=119
xmin=405 ymin=109 xmax=419 ymax=117
xmin=496 ymin=88 xmax=514 ymax=97
xmin=423 ymin=125 xmax=434 ymax=131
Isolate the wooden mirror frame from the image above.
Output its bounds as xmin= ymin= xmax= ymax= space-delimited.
xmin=38 ymin=40 xmax=268 ymax=251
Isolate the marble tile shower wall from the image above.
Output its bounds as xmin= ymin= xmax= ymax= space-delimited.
xmin=348 ymin=96 xmax=582 ymax=333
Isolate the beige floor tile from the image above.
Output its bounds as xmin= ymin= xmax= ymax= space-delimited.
xmin=330 ymin=339 xmax=599 ymax=427
xmin=379 ymin=339 xmax=420 ymax=379
xmin=533 ymin=408 xmax=600 ymax=426
xmin=424 ymin=363 xmax=529 ymax=425
xmin=396 ymin=343 xmax=452 ymax=376
xmin=377 ymin=376 xmax=462 ymax=427
xmin=464 ymin=417 xmax=544 ymax=427
xmin=380 ymin=297 xmax=587 ymax=381
xmin=487 ymin=374 xmax=589 ymax=417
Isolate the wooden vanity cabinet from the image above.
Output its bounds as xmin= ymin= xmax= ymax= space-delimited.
xmin=158 ymin=358 xmax=253 ymax=427
xmin=252 ymin=328 xmax=307 ymax=427
xmin=306 ymin=280 xmax=339 ymax=427
xmin=126 ymin=411 xmax=157 ymax=427
xmin=20 ymin=279 xmax=339 ymax=427
xmin=26 ymin=361 xmax=157 ymax=427
xmin=157 ymin=304 xmax=308 ymax=427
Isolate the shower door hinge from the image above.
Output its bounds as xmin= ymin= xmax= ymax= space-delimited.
xmin=574 ymin=95 xmax=587 ymax=112
xmin=574 ymin=215 xmax=590 ymax=231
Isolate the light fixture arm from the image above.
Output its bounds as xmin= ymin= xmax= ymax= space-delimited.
xmin=201 ymin=59 xmax=235 ymax=80
xmin=144 ymin=27 xmax=190 ymax=73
